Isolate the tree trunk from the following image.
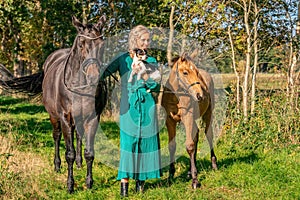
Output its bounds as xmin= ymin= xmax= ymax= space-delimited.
xmin=250 ymin=1 xmax=259 ymax=115
xmin=167 ymin=5 xmax=175 ymax=66
xmin=242 ymin=0 xmax=252 ymax=120
xmin=228 ymin=25 xmax=240 ymax=113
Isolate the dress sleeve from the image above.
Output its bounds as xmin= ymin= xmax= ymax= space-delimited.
xmin=101 ymin=52 xmax=129 ymax=79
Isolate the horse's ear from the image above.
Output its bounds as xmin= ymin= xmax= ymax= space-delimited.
xmin=94 ymin=15 xmax=106 ymax=32
xmin=170 ymin=56 xmax=179 ymax=68
xmin=72 ymin=16 xmax=84 ymax=33
xmin=190 ymin=48 xmax=199 ymax=60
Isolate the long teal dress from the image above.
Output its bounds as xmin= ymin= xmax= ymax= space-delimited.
xmin=103 ymin=52 xmax=162 ymax=181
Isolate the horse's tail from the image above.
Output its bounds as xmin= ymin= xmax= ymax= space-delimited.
xmin=0 ymin=71 xmax=44 ymax=96
xmin=0 ymin=64 xmax=14 ymax=81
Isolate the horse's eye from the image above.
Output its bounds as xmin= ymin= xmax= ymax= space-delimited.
xmin=183 ymin=70 xmax=188 ymax=76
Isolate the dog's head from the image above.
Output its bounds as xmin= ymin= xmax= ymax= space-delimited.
xmin=133 ymin=48 xmax=147 ymax=61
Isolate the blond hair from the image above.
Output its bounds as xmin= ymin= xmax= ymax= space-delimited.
xmin=128 ymin=25 xmax=150 ymax=52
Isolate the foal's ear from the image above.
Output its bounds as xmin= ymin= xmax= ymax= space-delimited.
xmin=190 ymin=48 xmax=199 ymax=60
xmin=72 ymin=16 xmax=84 ymax=33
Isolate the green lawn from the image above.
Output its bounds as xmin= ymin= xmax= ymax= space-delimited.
xmin=0 ymin=95 xmax=299 ymax=199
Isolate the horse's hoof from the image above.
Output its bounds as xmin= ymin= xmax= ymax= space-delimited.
xmin=68 ymin=187 xmax=74 ymax=194
xmin=76 ymin=162 xmax=82 ymax=169
xmin=54 ymin=166 xmax=60 ymax=173
xmin=67 ymin=183 xmax=74 ymax=194
xmin=67 ymin=178 xmax=75 ymax=193
xmin=86 ymin=177 xmax=93 ymax=189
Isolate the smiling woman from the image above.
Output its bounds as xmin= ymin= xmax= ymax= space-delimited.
xmin=101 ymin=24 xmax=162 ymax=197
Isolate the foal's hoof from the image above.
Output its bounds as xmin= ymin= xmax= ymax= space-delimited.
xmin=211 ymin=157 xmax=218 ymax=170
xmin=191 ymin=180 xmax=200 ymax=189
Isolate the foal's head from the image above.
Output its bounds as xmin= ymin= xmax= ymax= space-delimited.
xmin=71 ymin=16 xmax=106 ymax=84
xmin=171 ymin=53 xmax=206 ymax=101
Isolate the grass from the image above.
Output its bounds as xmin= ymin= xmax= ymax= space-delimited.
xmin=0 ymin=94 xmax=299 ymax=199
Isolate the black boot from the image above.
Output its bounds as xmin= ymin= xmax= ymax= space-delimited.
xmin=135 ymin=180 xmax=145 ymax=193
xmin=120 ymin=182 xmax=129 ymax=197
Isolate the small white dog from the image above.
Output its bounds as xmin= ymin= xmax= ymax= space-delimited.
xmin=128 ymin=49 xmax=148 ymax=83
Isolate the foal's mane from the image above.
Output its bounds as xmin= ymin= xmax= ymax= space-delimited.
xmin=171 ymin=52 xmax=194 ymax=68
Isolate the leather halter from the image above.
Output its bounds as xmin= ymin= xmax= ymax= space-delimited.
xmin=175 ymin=62 xmax=201 ymax=96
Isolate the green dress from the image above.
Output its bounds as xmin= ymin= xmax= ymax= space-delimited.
xmin=103 ymin=52 xmax=162 ymax=181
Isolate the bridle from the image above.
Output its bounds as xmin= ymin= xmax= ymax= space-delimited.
xmin=62 ymin=34 xmax=103 ymax=95
xmin=174 ymin=61 xmax=202 ymax=96
xmin=63 ymin=34 xmax=118 ymax=95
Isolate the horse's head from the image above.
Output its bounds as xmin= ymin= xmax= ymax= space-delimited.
xmin=71 ymin=15 xmax=106 ymax=85
xmin=169 ymin=53 xmax=207 ymax=101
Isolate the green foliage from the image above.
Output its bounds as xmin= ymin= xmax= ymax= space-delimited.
xmin=221 ymin=90 xmax=300 ymax=155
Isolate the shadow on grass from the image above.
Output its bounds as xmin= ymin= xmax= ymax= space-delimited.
xmin=0 ymin=104 xmax=46 ymax=115
xmin=0 ymin=95 xmax=45 ymax=114
xmin=99 ymin=120 xmax=120 ymax=140
xmin=0 ymin=96 xmax=25 ymax=105
xmin=146 ymin=151 xmax=259 ymax=190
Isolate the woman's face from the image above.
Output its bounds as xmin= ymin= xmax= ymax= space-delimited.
xmin=136 ymin=32 xmax=150 ymax=50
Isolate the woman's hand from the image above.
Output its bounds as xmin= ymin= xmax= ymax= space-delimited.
xmin=141 ymin=73 xmax=149 ymax=81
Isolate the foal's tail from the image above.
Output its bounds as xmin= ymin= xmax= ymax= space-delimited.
xmin=0 ymin=71 xmax=44 ymax=96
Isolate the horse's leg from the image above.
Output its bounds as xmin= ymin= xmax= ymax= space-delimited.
xmin=182 ymin=114 xmax=200 ymax=189
xmin=84 ymin=116 xmax=98 ymax=189
xmin=203 ymin=107 xmax=217 ymax=170
xmin=75 ymin=130 xmax=83 ymax=168
xmin=50 ymin=117 xmax=62 ymax=172
xmin=73 ymin=114 xmax=83 ymax=169
xmin=61 ymin=115 xmax=76 ymax=193
xmin=166 ymin=118 xmax=177 ymax=179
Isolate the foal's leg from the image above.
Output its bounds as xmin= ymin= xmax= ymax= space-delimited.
xmin=203 ymin=107 xmax=217 ymax=170
xmin=61 ymin=114 xmax=76 ymax=193
xmin=83 ymin=115 xmax=99 ymax=189
xmin=187 ymin=126 xmax=199 ymax=179
xmin=166 ymin=118 xmax=177 ymax=179
xmin=182 ymin=113 xmax=200 ymax=189
xmin=50 ymin=117 xmax=62 ymax=172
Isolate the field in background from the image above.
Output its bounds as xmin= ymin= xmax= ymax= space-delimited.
xmin=212 ymin=73 xmax=286 ymax=89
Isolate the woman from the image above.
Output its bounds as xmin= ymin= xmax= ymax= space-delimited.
xmin=103 ymin=25 xmax=162 ymax=197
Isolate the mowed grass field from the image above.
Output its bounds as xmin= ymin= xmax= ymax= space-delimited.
xmin=212 ymin=73 xmax=286 ymax=89
xmin=0 ymin=73 xmax=299 ymax=199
